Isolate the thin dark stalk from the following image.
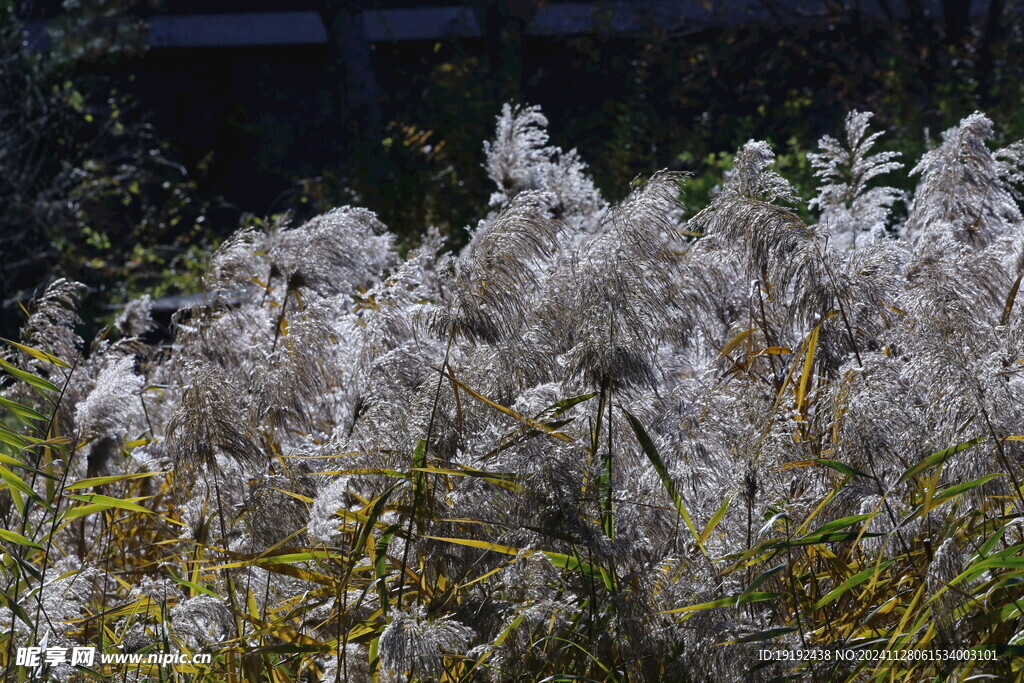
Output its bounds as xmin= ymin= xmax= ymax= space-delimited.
xmin=818 ymin=247 xmax=864 ymax=368
xmin=212 ymin=475 xmax=244 ymax=645
xmin=395 ymin=329 xmax=454 ymax=612
xmin=755 ymin=282 xmax=782 ymax=384
xmin=28 ymin=355 xmax=83 ymax=648
xmin=602 ymin=377 xmax=614 ymax=539
xmin=270 ymin=284 xmax=293 ymax=354
xmin=976 ymin=398 xmax=1024 ymax=510
xmin=784 ymin=514 xmax=809 ymax=652
xmin=338 ymin=586 xmax=348 ymax=682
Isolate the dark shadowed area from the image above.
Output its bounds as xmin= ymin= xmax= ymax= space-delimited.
xmin=2 ymin=0 xmax=1022 ymax=339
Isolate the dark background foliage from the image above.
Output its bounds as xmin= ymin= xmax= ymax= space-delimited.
xmin=2 ymin=0 xmax=1023 ymax=338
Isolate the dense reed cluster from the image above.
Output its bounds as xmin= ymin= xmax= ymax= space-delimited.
xmin=2 ymin=104 xmax=1023 ymax=681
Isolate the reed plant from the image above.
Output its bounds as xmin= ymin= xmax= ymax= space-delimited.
xmin=1 ymin=105 xmax=1023 ymax=681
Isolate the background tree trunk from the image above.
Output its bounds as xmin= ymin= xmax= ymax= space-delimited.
xmin=320 ymin=0 xmax=382 ymax=159
xmin=476 ymin=0 xmax=538 ymax=105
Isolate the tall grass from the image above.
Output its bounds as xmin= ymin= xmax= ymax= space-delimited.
xmin=1 ymin=106 xmax=1023 ymax=681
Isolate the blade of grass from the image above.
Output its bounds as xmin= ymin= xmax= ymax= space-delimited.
xmin=622 ymin=409 xmax=704 ymax=553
